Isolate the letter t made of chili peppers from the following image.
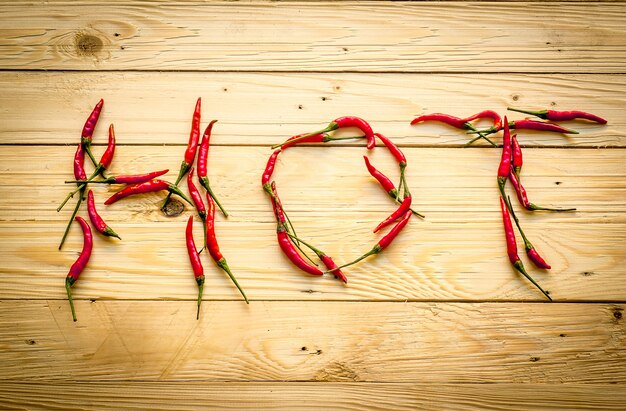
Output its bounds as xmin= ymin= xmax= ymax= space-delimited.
xmin=162 ymin=97 xmax=201 ymax=210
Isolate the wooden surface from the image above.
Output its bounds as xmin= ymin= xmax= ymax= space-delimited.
xmin=1 ymin=1 xmax=625 ymax=410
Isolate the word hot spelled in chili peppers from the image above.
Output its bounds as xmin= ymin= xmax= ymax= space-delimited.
xmin=59 ymin=98 xmax=247 ymax=321
xmin=265 ymin=117 xmax=424 ymax=284
xmin=411 ymin=107 xmax=606 ymax=299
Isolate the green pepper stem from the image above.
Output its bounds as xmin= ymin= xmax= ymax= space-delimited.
xmin=264 ymin=185 xmax=301 ymax=247
xmin=504 ymin=194 xmax=534 ymax=251
xmin=59 ymin=186 xmax=86 ymax=250
xmin=65 ymin=278 xmax=77 ymax=322
xmin=169 ymin=186 xmax=194 ymax=206
xmin=162 ymin=161 xmax=190 ymax=210
xmin=507 ymin=107 xmax=545 ymax=117
xmin=530 ymin=204 xmax=577 ymax=212
xmin=218 ymin=259 xmax=249 ymax=304
xmin=514 ymin=261 xmax=552 ymax=301
xmin=201 ymin=178 xmax=228 ymax=217
xmin=58 ymin=166 xmax=102 ymax=212
xmin=325 ymin=248 xmax=378 ymax=274
xmin=286 ymin=232 xmax=323 ymax=258
xmin=196 ymin=282 xmax=204 ymax=320
xmin=84 ymin=144 xmax=99 ymax=169
xmin=270 ymin=123 xmax=338 ymax=149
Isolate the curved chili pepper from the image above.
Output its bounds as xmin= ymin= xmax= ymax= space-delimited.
xmin=411 ymin=113 xmax=496 ymax=146
xmin=65 ymin=216 xmax=93 ymax=321
xmin=272 ymin=132 xmax=366 ymax=150
xmin=187 ymin=168 xmax=206 ymax=220
xmin=87 ymin=190 xmax=120 ymax=240
xmin=327 ymin=210 xmax=412 ymax=274
xmin=186 ymin=216 xmax=205 ymax=319
xmin=278 ymin=116 xmax=375 ymax=150
xmin=59 ymin=143 xmax=88 ymax=249
xmin=374 ymin=195 xmax=412 ymax=233
xmin=286 ymin=232 xmax=347 ymax=283
xmin=162 ymin=97 xmax=201 ymax=210
xmin=474 ymin=119 xmax=579 ymax=136
xmin=104 ymin=179 xmax=193 ymax=206
xmin=67 ymin=169 xmax=170 ymax=185
xmin=500 ymin=196 xmax=552 ymax=300
xmin=464 ymin=110 xmax=503 ymax=130
xmin=197 ymin=120 xmax=228 ymax=217
xmin=497 ymin=116 xmax=512 ymax=195
xmin=262 ymin=149 xmax=281 ymax=194
xmin=508 ymin=107 xmax=607 ymax=124
xmin=374 ymin=132 xmax=408 ymax=196
xmin=511 ymin=134 xmax=523 ymax=176
xmin=81 ymin=99 xmax=104 ymax=167
xmin=363 ymin=156 xmax=424 ymax=218
xmin=205 ymin=193 xmax=249 ymax=303
xmin=277 ymin=223 xmax=324 ymax=276
xmin=509 ymin=167 xmax=576 ymax=212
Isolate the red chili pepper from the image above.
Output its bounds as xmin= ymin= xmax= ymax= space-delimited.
xmin=87 ymin=190 xmax=121 ymax=240
xmin=187 ymin=168 xmax=206 ymax=220
xmin=196 ymin=120 xmax=228 ymax=217
xmin=327 ymin=210 xmax=412 ymax=274
xmin=363 ymin=156 xmax=424 ymax=218
xmin=497 ymin=116 xmax=512 ymax=194
xmin=500 ymin=196 xmax=552 ymax=300
xmin=411 ymin=113 xmax=496 ymax=146
xmin=511 ymin=134 xmax=523 ymax=175
xmin=65 ymin=216 xmax=93 ymax=322
xmin=508 ymin=107 xmax=607 ymax=124
xmin=332 ymin=116 xmax=376 ymax=150
xmin=464 ymin=110 xmax=503 ymax=130
xmin=99 ymin=124 xmax=116 ymax=170
xmin=277 ymin=223 xmax=324 ymax=277
xmin=509 ymin=167 xmax=576 ymax=212
xmin=58 ymin=143 xmax=89 ymax=249
xmin=67 ymin=169 xmax=170 ymax=185
xmin=205 ymin=193 xmax=249 ymax=303
xmin=105 ymin=179 xmax=193 ymax=206
xmin=81 ymin=99 xmax=104 ymax=167
xmin=262 ymin=149 xmax=281 ymax=193
xmin=272 ymin=132 xmax=366 ymax=150
xmin=162 ymin=97 xmax=201 ymax=210
xmin=374 ymin=195 xmax=412 ymax=233
xmin=375 ymin=132 xmax=408 ymax=195
xmin=285 ymin=232 xmax=347 ymax=283
xmin=475 ymin=119 xmax=579 ymax=136
xmin=186 ymin=216 xmax=205 ymax=319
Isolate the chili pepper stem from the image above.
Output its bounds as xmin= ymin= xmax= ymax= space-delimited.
xmin=530 ymin=204 xmax=577 ymax=212
xmin=58 ymin=166 xmax=102 ymax=212
xmin=326 ymin=247 xmax=380 ymax=274
xmin=83 ymin=144 xmax=99 ymax=170
xmin=387 ymin=191 xmax=424 ymax=218
xmin=504 ymin=195 xmax=534 ymax=251
xmin=264 ymin=186 xmax=302 ymax=246
xmin=217 ymin=259 xmax=249 ymax=304
xmin=200 ymin=178 xmax=228 ymax=217
xmin=270 ymin=125 xmax=338 ymax=149
xmin=162 ymin=161 xmax=190 ymax=210
xmin=286 ymin=232 xmax=322 ymax=256
xmin=324 ymin=135 xmax=366 ymax=142
xmin=196 ymin=282 xmax=204 ymax=320
xmin=104 ymin=227 xmax=122 ymax=240
xmin=465 ymin=125 xmax=497 ymax=147
xmin=59 ymin=187 xmax=86 ymax=250
xmin=507 ymin=107 xmax=543 ymax=117
xmin=168 ymin=186 xmax=194 ymax=207
xmin=65 ymin=278 xmax=77 ymax=322
xmin=513 ymin=261 xmax=552 ymax=301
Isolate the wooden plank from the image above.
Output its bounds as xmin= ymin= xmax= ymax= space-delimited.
xmin=1 ymin=382 xmax=626 ymax=411
xmin=1 ymin=2 xmax=626 ymax=72
xmin=0 ymin=301 xmax=624 ymax=382
xmin=0 ymin=72 xmax=622 ymax=147
xmin=1 ymin=146 xmax=624 ymax=301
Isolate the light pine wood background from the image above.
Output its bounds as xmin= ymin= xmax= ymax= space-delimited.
xmin=1 ymin=1 xmax=625 ymax=410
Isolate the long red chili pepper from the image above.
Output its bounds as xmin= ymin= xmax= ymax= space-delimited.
xmin=205 ymin=193 xmax=249 ymax=303
xmin=272 ymin=132 xmax=366 ymax=150
xmin=327 ymin=210 xmax=412 ymax=273
xmin=374 ymin=194 xmax=412 ymax=233
xmin=375 ymin=132 xmax=408 ymax=195
xmin=411 ymin=113 xmax=496 ymax=146
xmin=463 ymin=111 xmax=502 ymax=146
xmin=87 ymin=190 xmax=121 ymax=240
xmin=162 ymin=97 xmax=201 ymax=210
xmin=279 ymin=116 xmax=375 ymax=150
xmin=81 ymin=99 xmax=104 ymax=167
xmin=59 ymin=143 xmax=88 ymax=249
xmin=186 ymin=216 xmax=205 ymax=319
xmin=262 ymin=150 xmax=281 ymax=194
xmin=473 ymin=119 xmax=579 ymax=136
xmin=277 ymin=222 xmax=324 ymax=276
xmin=187 ymin=168 xmax=207 ymax=220
xmin=197 ymin=120 xmax=228 ymax=217
xmin=508 ymin=107 xmax=607 ymax=124
xmin=67 ymin=169 xmax=170 ymax=185
xmin=286 ymin=232 xmax=347 ymax=283
xmin=511 ymin=134 xmax=523 ymax=176
xmin=104 ymin=179 xmax=193 ymax=206
xmin=509 ymin=167 xmax=576 ymax=212
xmin=499 ymin=196 xmax=552 ymax=300
xmin=363 ymin=156 xmax=424 ymax=218
xmin=497 ymin=116 xmax=512 ymax=196
xmin=504 ymin=197 xmax=552 ymax=270
xmin=65 ymin=216 xmax=93 ymax=321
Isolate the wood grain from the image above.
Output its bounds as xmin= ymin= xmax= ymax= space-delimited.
xmin=0 ymin=72 xmax=622 ymax=147
xmin=1 ymin=2 xmax=626 ymax=72
xmin=1 ymin=146 xmax=624 ymax=301
xmin=0 ymin=301 xmax=624 ymax=382
xmin=1 ymin=382 xmax=626 ymax=411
